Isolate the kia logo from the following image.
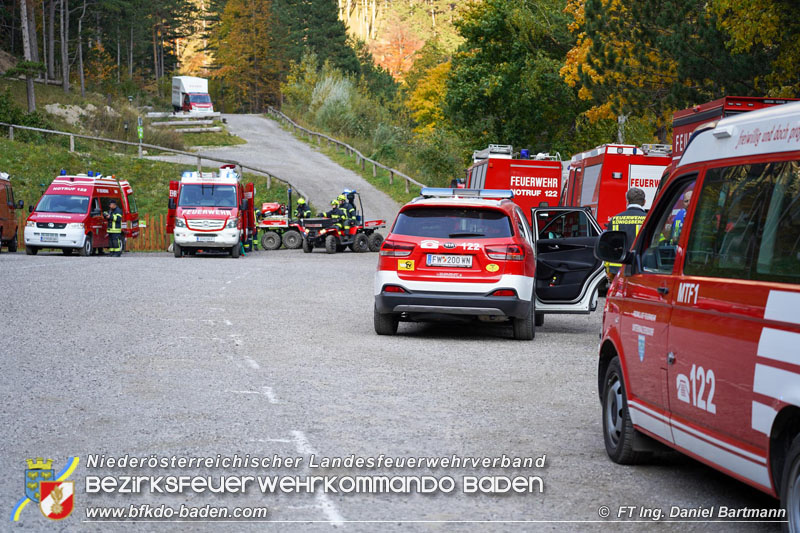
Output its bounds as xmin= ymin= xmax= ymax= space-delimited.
xmin=444 ymin=242 xmax=456 ymax=249
xmin=48 ymin=222 xmax=54 ymax=228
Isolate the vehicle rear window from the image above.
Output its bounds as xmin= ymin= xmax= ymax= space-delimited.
xmin=392 ymin=207 xmax=513 ymax=239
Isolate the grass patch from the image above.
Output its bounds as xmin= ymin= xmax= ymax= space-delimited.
xmin=267 ymin=115 xmax=420 ymax=205
xmin=181 ymin=121 xmax=247 ymax=148
xmin=0 ymin=137 xmax=289 ymax=218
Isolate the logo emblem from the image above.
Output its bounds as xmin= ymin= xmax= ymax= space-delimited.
xmin=47 ymin=222 xmax=54 ymax=228
xmin=24 ymin=458 xmax=54 ymax=503
xmin=444 ymin=242 xmax=456 ymax=249
xmin=39 ymin=481 xmax=74 ymax=520
xmin=486 ymin=263 xmax=499 ymax=272
xmin=398 ymin=260 xmax=415 ymax=271
xmin=676 ymin=374 xmax=691 ymax=404
xmin=420 ymin=240 xmax=439 ymax=249
xmin=637 ymin=335 xmax=646 ymax=361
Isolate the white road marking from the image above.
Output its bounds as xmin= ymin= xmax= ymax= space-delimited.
xmin=263 ymin=387 xmax=279 ymax=404
xmin=224 ymin=319 xmax=233 ymax=326
xmin=227 ymin=390 xmax=262 ymax=395
xmin=243 ymin=356 xmax=260 ymax=370
xmin=291 ymin=430 xmax=345 ymax=526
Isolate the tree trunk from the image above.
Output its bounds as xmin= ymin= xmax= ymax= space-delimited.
xmin=128 ymin=26 xmax=133 ymax=78
xmin=41 ymin=0 xmax=47 ymax=80
xmin=78 ymin=2 xmax=85 ymax=97
xmin=116 ymin=29 xmax=120 ymax=82
xmin=26 ymin=0 xmax=39 ymax=63
xmin=47 ymin=0 xmax=55 ymax=80
xmin=61 ymin=0 xmax=70 ymax=93
xmin=152 ymin=27 xmax=159 ymax=95
xmin=19 ymin=0 xmax=36 ymax=111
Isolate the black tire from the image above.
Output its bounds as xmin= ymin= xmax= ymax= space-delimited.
xmin=367 ymin=232 xmax=384 ymax=252
xmin=25 ymin=245 xmax=38 ymax=255
xmin=261 ymin=231 xmax=281 ymax=250
xmin=325 ymin=234 xmax=338 ymax=254
xmin=282 ymin=229 xmax=302 ymax=249
xmin=535 ymin=312 xmax=545 ymax=327
xmin=352 ymin=233 xmax=369 ymax=253
xmin=512 ymin=299 xmax=535 ymax=340
xmin=302 ymin=238 xmax=313 ymax=253
xmin=374 ymin=304 xmax=399 ymax=335
xmin=174 ymin=243 xmax=182 ymax=258
xmin=79 ymin=235 xmax=93 ymax=257
xmin=8 ymin=234 xmax=17 ymax=253
xmin=62 ymin=248 xmax=74 ymax=256
xmin=232 ymin=243 xmax=241 ymax=258
xmin=602 ymin=357 xmax=648 ymax=464
xmin=781 ymin=434 xmax=800 ymax=533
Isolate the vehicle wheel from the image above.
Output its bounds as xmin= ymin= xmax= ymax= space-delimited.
xmin=8 ymin=234 xmax=17 ymax=253
xmin=780 ymin=434 xmax=800 ymax=533
xmin=261 ymin=231 xmax=281 ymax=250
xmin=79 ymin=235 xmax=93 ymax=257
xmin=302 ymin=238 xmax=313 ymax=253
xmin=325 ymin=234 xmax=339 ymax=254
xmin=535 ymin=312 xmax=545 ymax=327
xmin=512 ymin=299 xmax=535 ymax=340
xmin=232 ymin=243 xmax=241 ymax=258
xmin=282 ymin=230 xmax=302 ymax=249
xmin=62 ymin=248 xmax=74 ymax=256
xmin=25 ymin=245 xmax=38 ymax=255
xmin=602 ymin=357 xmax=647 ymax=464
xmin=174 ymin=243 xmax=182 ymax=258
xmin=367 ymin=232 xmax=384 ymax=252
xmin=352 ymin=233 xmax=369 ymax=253
xmin=374 ymin=304 xmax=399 ymax=335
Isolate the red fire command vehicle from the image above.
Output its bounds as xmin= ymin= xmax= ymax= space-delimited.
xmin=466 ymin=145 xmax=563 ymax=224
xmin=562 ymin=144 xmax=671 ymax=227
xmin=594 ymin=101 xmax=800 ymax=524
xmin=24 ymin=171 xmax=139 ymax=256
xmin=167 ymin=165 xmax=256 ymax=258
xmin=0 ymin=171 xmax=24 ymax=252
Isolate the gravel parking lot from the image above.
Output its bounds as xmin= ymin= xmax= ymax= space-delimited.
xmin=2 ymin=250 xmax=780 ymax=531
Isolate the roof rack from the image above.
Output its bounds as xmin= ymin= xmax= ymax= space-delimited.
xmin=420 ymin=188 xmax=514 ymax=200
xmin=641 ymin=144 xmax=672 ymax=155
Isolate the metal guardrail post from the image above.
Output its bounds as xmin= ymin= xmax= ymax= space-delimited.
xmin=389 ymin=170 xmax=394 ymax=185
xmin=372 ymin=163 xmax=377 ymax=177
xmin=267 ymin=174 xmax=272 ymax=189
xmin=196 ymin=155 xmax=202 ymax=176
xmin=8 ymin=126 xmax=13 ymax=140
xmin=361 ymin=157 xmax=365 ymax=171
xmin=405 ymin=177 xmax=410 ymax=193
xmin=69 ymin=135 xmax=75 ymax=152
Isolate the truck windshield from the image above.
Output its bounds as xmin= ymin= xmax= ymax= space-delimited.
xmin=35 ymin=194 xmax=90 ymax=214
xmin=392 ymin=207 xmax=513 ymax=238
xmin=190 ymin=94 xmax=211 ymax=104
xmin=178 ymin=184 xmax=237 ymax=208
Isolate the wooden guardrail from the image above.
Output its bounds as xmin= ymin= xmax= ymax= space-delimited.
xmin=0 ymin=121 xmax=309 ymax=202
xmin=266 ymin=106 xmax=426 ymax=194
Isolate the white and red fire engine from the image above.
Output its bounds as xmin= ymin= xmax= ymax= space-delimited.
xmin=166 ymin=165 xmax=256 ymax=258
xmin=466 ymin=145 xmax=563 ymax=224
xmin=562 ymin=144 xmax=671 ymax=227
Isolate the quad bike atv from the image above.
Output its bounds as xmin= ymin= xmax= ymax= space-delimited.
xmin=256 ymin=191 xmax=305 ymax=250
xmin=299 ymin=190 xmax=385 ymax=254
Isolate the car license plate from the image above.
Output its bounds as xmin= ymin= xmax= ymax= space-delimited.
xmin=196 ymin=236 xmax=215 ymax=242
xmin=426 ymin=254 xmax=473 ymax=268
xmin=40 ymin=233 xmax=58 ymax=243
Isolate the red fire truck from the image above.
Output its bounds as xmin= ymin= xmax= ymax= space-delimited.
xmin=562 ymin=144 xmax=671 ymax=228
xmin=465 ymin=145 xmax=563 ymax=224
xmin=166 ymin=165 xmax=256 ymax=258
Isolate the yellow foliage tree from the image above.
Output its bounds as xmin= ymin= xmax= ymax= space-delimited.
xmin=407 ymin=61 xmax=450 ymax=133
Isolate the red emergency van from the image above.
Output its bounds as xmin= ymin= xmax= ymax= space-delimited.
xmin=166 ymin=165 xmax=256 ymax=258
xmin=0 ymin=171 xmax=24 ymax=252
xmin=562 ymin=144 xmax=671 ymax=228
xmin=595 ymin=101 xmax=800 ymax=524
xmin=466 ymin=145 xmax=563 ymax=223
xmin=24 ymin=171 xmax=139 ymax=256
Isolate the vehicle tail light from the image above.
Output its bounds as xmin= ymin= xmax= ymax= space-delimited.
xmin=486 ymin=244 xmax=524 ymax=261
xmin=491 ymin=289 xmax=517 ymax=297
xmin=383 ymin=285 xmax=407 ymax=293
xmin=380 ymin=240 xmax=414 ymax=257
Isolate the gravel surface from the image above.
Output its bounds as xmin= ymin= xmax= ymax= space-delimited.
xmin=150 ymin=114 xmax=400 ymax=225
xmin=2 ymin=249 xmax=780 ymax=531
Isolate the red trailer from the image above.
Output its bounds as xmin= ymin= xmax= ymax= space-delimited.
xmin=562 ymin=144 xmax=671 ymax=228
xmin=466 ymin=145 xmax=563 ymax=224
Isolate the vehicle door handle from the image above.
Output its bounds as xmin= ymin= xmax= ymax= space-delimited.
xmin=657 ymin=286 xmax=669 ymax=295
xmin=667 ymin=352 xmax=676 ymax=365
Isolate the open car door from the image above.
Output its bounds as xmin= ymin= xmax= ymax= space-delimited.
xmin=531 ymin=207 xmax=605 ymax=314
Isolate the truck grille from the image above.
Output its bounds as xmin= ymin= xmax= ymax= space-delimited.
xmin=188 ymin=219 xmax=225 ymax=231
xmin=37 ymin=222 xmax=67 ymax=229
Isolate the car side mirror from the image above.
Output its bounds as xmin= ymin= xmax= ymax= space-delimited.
xmin=17 ymin=200 xmax=23 ymax=209
xmin=240 ymin=199 xmax=247 ymax=211
xmin=595 ymin=231 xmax=632 ymax=263
xmin=28 ymin=205 xmax=34 ymax=213
xmin=168 ymin=198 xmax=176 ymax=210
xmin=91 ymin=208 xmax=102 ymax=217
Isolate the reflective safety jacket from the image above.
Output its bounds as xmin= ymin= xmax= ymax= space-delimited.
xmin=107 ymin=207 xmax=123 ymax=234
xmin=294 ymin=203 xmax=312 ymax=219
xmin=607 ymin=205 xmax=647 ymax=247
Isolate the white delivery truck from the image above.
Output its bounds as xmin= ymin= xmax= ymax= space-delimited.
xmin=172 ymin=76 xmax=214 ymax=113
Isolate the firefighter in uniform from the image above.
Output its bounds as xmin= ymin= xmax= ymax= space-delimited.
xmin=294 ymin=198 xmax=312 ymax=219
xmin=324 ymin=199 xmax=344 ymax=231
xmin=338 ymin=194 xmax=355 ymax=233
xmin=605 ymin=187 xmax=647 ymax=281
xmin=105 ymin=200 xmax=123 ymax=257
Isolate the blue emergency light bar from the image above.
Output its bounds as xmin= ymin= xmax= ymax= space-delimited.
xmin=420 ymin=188 xmax=514 ymax=199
